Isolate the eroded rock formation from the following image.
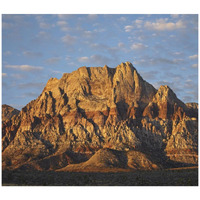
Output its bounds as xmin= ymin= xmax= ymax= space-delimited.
xmin=2 ymin=62 xmax=198 ymax=171
xmin=2 ymin=104 xmax=20 ymax=122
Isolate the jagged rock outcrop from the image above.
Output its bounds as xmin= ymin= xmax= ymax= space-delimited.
xmin=143 ymin=85 xmax=187 ymax=120
xmin=2 ymin=62 xmax=198 ymax=171
xmin=2 ymin=104 xmax=20 ymax=122
xmin=2 ymin=105 xmax=21 ymax=152
xmin=186 ymin=102 xmax=198 ymax=118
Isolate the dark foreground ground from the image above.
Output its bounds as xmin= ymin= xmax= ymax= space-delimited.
xmin=2 ymin=167 xmax=198 ymax=186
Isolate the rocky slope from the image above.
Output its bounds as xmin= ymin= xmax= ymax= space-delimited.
xmin=58 ymin=148 xmax=159 ymax=172
xmin=2 ymin=62 xmax=198 ymax=171
xmin=2 ymin=104 xmax=20 ymax=122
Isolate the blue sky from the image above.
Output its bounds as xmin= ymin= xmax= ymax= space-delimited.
xmin=2 ymin=14 xmax=198 ymax=110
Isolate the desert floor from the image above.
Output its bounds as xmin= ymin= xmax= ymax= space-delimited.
xmin=2 ymin=166 xmax=198 ymax=186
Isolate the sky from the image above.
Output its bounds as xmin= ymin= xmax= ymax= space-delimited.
xmin=2 ymin=14 xmax=198 ymax=110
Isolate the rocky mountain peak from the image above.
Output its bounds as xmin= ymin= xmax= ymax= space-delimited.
xmin=156 ymin=85 xmax=186 ymax=111
xmin=2 ymin=104 xmax=20 ymax=122
xmin=2 ymin=62 xmax=198 ymax=171
xmin=143 ymin=84 xmax=188 ymax=120
xmin=116 ymin=62 xmax=135 ymax=72
xmin=155 ymin=85 xmax=178 ymax=102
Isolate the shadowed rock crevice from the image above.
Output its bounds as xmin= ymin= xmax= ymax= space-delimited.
xmin=116 ymin=100 xmax=129 ymax=120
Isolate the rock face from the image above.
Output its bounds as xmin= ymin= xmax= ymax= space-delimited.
xmin=2 ymin=62 xmax=198 ymax=171
xmin=2 ymin=104 xmax=20 ymax=122
xmin=2 ymin=105 xmax=20 ymax=152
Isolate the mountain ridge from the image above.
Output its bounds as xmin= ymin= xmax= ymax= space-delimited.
xmin=2 ymin=62 xmax=198 ymax=171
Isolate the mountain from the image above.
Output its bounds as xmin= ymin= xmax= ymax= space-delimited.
xmin=2 ymin=62 xmax=198 ymax=171
xmin=2 ymin=104 xmax=20 ymax=122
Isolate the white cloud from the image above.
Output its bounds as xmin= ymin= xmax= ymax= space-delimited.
xmin=135 ymin=19 xmax=143 ymax=28
xmin=36 ymin=15 xmax=52 ymax=29
xmin=118 ymin=17 xmax=127 ymax=22
xmin=78 ymin=54 xmax=111 ymax=65
xmin=124 ymin=18 xmax=186 ymax=32
xmin=118 ymin=42 xmax=125 ymax=48
xmin=35 ymin=31 xmax=50 ymax=40
xmin=57 ymin=21 xmax=67 ymax=26
xmin=144 ymin=18 xmax=186 ymax=31
xmin=5 ymin=65 xmax=43 ymax=72
xmin=57 ymin=14 xmax=72 ymax=20
xmin=176 ymin=20 xmax=186 ymax=29
xmin=135 ymin=19 xmax=143 ymax=24
xmin=78 ymin=57 xmax=90 ymax=63
xmin=65 ymin=56 xmax=71 ymax=61
xmin=134 ymin=55 xmax=184 ymax=67
xmin=171 ymin=14 xmax=179 ymax=18
xmin=57 ymin=14 xmax=71 ymax=19
xmin=83 ymin=30 xmax=94 ymax=38
xmin=39 ymin=22 xmax=51 ymax=29
xmin=173 ymin=58 xmax=184 ymax=64
xmin=57 ymin=20 xmax=70 ymax=31
xmin=191 ymin=64 xmax=198 ymax=68
xmin=124 ymin=25 xmax=134 ymax=32
xmin=61 ymin=35 xmax=76 ymax=45
xmin=174 ymin=52 xmax=182 ymax=55
xmin=131 ymin=43 xmax=148 ymax=50
xmin=51 ymin=70 xmax=63 ymax=75
xmin=189 ymin=54 xmax=198 ymax=60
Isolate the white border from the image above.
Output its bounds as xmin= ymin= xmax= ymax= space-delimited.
xmin=1 ymin=0 xmax=199 ymax=200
